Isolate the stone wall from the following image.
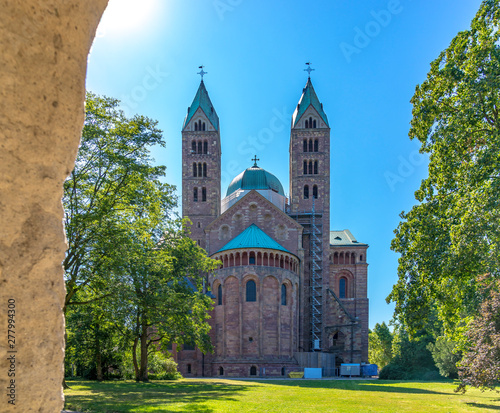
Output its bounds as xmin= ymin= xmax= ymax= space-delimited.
xmin=0 ymin=2 xmax=107 ymax=411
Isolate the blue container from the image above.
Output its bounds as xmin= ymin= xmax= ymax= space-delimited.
xmin=361 ymin=364 xmax=378 ymax=377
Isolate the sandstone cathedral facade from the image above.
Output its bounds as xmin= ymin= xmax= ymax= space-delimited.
xmin=172 ymin=74 xmax=369 ymax=377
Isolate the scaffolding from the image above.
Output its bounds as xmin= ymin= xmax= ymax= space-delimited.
xmin=289 ymin=198 xmax=323 ymax=351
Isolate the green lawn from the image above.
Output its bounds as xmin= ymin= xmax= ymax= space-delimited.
xmin=64 ymin=379 xmax=500 ymax=412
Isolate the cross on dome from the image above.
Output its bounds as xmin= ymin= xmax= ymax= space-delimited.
xmin=252 ymin=155 xmax=260 ymax=167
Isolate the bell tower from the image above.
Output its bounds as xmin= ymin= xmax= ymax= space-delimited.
xmin=182 ymin=73 xmax=221 ymax=249
xmin=289 ymin=70 xmax=331 ymax=352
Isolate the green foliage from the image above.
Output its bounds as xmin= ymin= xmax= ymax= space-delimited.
xmin=368 ymin=322 xmax=393 ymax=370
xmin=388 ymin=0 xmax=500 ymax=337
xmin=427 ymin=336 xmax=460 ymax=379
xmin=379 ymin=325 xmax=439 ymax=380
xmin=148 ymin=352 xmax=182 ymax=380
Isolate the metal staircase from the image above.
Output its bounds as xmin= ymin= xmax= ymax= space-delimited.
xmin=310 ymin=198 xmax=323 ymax=350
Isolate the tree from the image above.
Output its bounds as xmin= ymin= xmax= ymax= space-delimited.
xmin=428 ymin=336 xmax=460 ymax=379
xmin=388 ymin=0 xmax=500 ymax=336
xmin=368 ymin=322 xmax=393 ymax=370
xmin=456 ymin=275 xmax=500 ymax=392
xmin=63 ymin=92 xmax=175 ymax=314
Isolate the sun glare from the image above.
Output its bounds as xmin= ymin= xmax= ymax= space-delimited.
xmin=96 ymin=0 xmax=160 ymax=35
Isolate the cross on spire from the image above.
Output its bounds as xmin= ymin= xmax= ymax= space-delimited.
xmin=252 ymin=155 xmax=260 ymax=167
xmin=197 ymin=65 xmax=207 ymax=80
xmin=304 ymin=62 xmax=315 ymax=78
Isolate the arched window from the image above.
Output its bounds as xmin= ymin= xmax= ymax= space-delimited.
xmin=314 ymin=139 xmax=318 ymax=152
xmin=193 ymin=187 xmax=198 ymax=202
xmin=351 ymin=254 xmax=355 ymax=264
xmin=218 ymin=284 xmax=222 ymax=306
xmin=308 ymin=139 xmax=313 ymax=152
xmin=303 ymin=139 xmax=308 ymax=152
xmin=197 ymin=141 xmax=202 ymax=154
xmin=308 ymin=161 xmax=313 ymax=175
xmin=303 ymin=160 xmax=307 ymax=174
xmin=246 ymin=280 xmax=256 ymax=302
xmin=360 ymin=254 xmax=363 ymax=261
xmin=313 ymin=119 xmax=317 ymax=128
xmin=313 ymin=185 xmax=318 ymax=199
xmin=219 ymin=366 xmax=224 ymax=376
xmin=281 ymin=367 xmax=286 ymax=376
xmin=314 ymin=161 xmax=318 ymax=174
xmin=202 ymin=122 xmax=206 ymax=131
xmin=202 ymin=187 xmax=207 ymax=202
xmin=304 ymin=185 xmax=309 ymax=199
xmin=203 ymin=163 xmax=207 ymax=177
xmin=193 ymin=163 xmax=197 ymax=177
xmin=281 ymin=284 xmax=287 ymax=306
xmin=309 ymin=117 xmax=313 ymax=128
xmin=198 ymin=163 xmax=202 ymax=177
xmin=194 ymin=122 xmax=198 ymax=131
xmin=305 ymin=119 xmax=309 ymax=128
xmin=192 ymin=141 xmax=196 ymax=153
xmin=249 ymin=252 xmax=256 ymax=265
xmin=197 ymin=120 xmax=202 ymax=131
xmin=203 ymin=140 xmax=208 ymax=154
xmin=250 ymin=366 xmax=257 ymax=376
xmin=339 ymin=277 xmax=347 ymax=298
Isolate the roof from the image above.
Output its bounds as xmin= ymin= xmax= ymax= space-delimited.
xmin=182 ymin=81 xmax=219 ymax=131
xmin=330 ymin=230 xmax=368 ymax=247
xmin=292 ymin=78 xmax=329 ymax=127
xmin=226 ymin=165 xmax=285 ymax=197
xmin=216 ymin=224 xmax=291 ymax=254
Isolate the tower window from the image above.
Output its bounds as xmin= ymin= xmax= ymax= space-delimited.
xmin=193 ymin=163 xmax=197 ymax=177
xmin=305 ymin=119 xmax=309 ymax=128
xmin=313 ymin=185 xmax=318 ymax=199
xmin=193 ymin=187 xmax=198 ymax=202
xmin=309 ymin=117 xmax=313 ymax=128
xmin=314 ymin=139 xmax=318 ymax=152
xmin=192 ymin=141 xmax=196 ymax=153
xmin=197 ymin=141 xmax=201 ymax=154
xmin=194 ymin=122 xmax=198 ymax=131
xmin=313 ymin=119 xmax=317 ymax=128
xmin=246 ymin=280 xmax=256 ymax=302
xmin=198 ymin=163 xmax=202 ymax=177
xmin=202 ymin=187 xmax=207 ymax=202
xmin=308 ymin=161 xmax=313 ymax=175
xmin=303 ymin=139 xmax=308 ymax=152
xmin=202 ymin=122 xmax=206 ymax=131
xmin=197 ymin=119 xmax=203 ymax=131
xmin=218 ymin=284 xmax=222 ymax=306
xmin=203 ymin=163 xmax=207 ymax=177
xmin=281 ymin=284 xmax=287 ymax=306
xmin=308 ymin=139 xmax=313 ymax=152
xmin=303 ymin=160 xmax=307 ymax=175
xmin=187 ymin=364 xmax=192 ymax=374
xmin=304 ymin=185 xmax=309 ymax=199
xmin=203 ymin=140 xmax=208 ymax=154
xmin=339 ymin=277 xmax=347 ymax=299
xmin=314 ymin=161 xmax=318 ymax=175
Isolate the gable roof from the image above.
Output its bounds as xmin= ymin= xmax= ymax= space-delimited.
xmin=182 ymin=81 xmax=219 ymax=131
xmin=204 ymin=190 xmax=302 ymax=232
xmin=330 ymin=230 xmax=368 ymax=247
xmin=292 ymin=78 xmax=329 ymax=127
xmin=215 ymin=224 xmax=292 ymax=254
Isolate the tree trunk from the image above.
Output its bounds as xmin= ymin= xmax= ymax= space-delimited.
xmin=139 ymin=314 xmax=149 ymax=382
xmin=132 ymin=337 xmax=139 ymax=381
xmin=95 ymin=325 xmax=103 ymax=382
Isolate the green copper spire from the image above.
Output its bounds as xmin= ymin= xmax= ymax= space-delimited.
xmin=291 ymin=77 xmax=329 ymax=127
xmin=182 ymin=79 xmax=219 ymax=131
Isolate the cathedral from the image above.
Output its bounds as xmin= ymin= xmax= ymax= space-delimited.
xmin=172 ymin=72 xmax=369 ymax=377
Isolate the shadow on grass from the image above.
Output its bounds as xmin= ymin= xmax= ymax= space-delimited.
xmin=246 ymin=379 xmax=453 ymax=396
xmin=65 ymin=380 xmax=251 ymax=413
xmin=466 ymin=403 xmax=500 ymax=410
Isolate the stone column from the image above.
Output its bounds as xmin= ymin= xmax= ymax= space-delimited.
xmin=0 ymin=2 xmax=107 ymax=411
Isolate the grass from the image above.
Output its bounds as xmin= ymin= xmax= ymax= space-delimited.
xmin=64 ymin=378 xmax=500 ymax=412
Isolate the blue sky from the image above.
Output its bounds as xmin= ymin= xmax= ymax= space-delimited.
xmin=87 ymin=0 xmax=484 ymax=329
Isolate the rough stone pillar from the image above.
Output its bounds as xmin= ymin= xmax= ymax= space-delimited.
xmin=0 ymin=1 xmax=107 ymax=411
